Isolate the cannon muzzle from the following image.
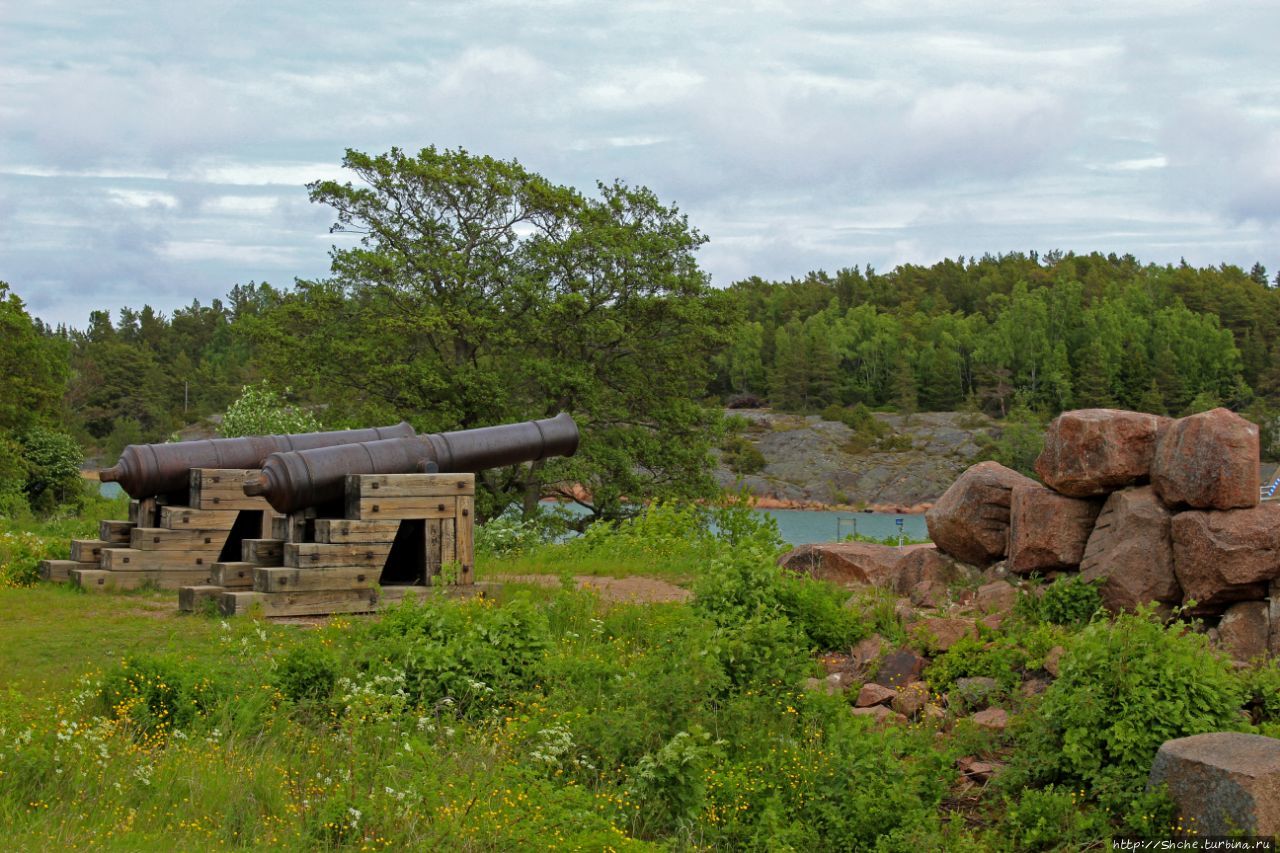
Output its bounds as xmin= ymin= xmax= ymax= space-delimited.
xmin=244 ymin=413 xmax=580 ymax=514
xmin=99 ymin=423 xmax=417 ymax=498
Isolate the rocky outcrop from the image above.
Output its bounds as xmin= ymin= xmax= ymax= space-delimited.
xmin=1080 ymin=487 xmax=1181 ymax=611
xmin=1148 ymin=733 xmax=1280 ymax=836
xmin=1007 ymin=483 xmax=1101 ymax=574
xmin=1151 ymin=408 xmax=1259 ymax=510
xmin=890 ymin=546 xmax=978 ymax=596
xmin=1034 ymin=408 xmax=1167 ymax=497
xmin=926 ymin=462 xmax=1036 ymax=566
xmin=1171 ymin=504 xmax=1280 ymax=607
xmin=778 ymin=541 xmax=931 ymax=585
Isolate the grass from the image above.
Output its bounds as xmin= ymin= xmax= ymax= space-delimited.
xmin=0 ymin=498 xmax=1273 ymax=849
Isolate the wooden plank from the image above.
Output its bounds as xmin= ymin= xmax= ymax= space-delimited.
xmin=98 ymin=520 xmax=135 ymax=544
xmin=69 ymin=539 xmax=109 ymax=563
xmin=254 ymin=566 xmax=380 ymax=593
xmin=241 ymin=539 xmax=284 ymax=567
xmin=130 ymin=528 xmax=226 ymax=551
xmin=314 ymin=519 xmax=402 ymax=544
xmin=441 ymin=518 xmax=457 ymax=569
xmin=178 ymin=585 xmax=224 ymax=612
xmin=346 ymin=473 xmax=473 ymax=498
xmin=269 ymin=512 xmax=289 ymax=541
xmin=455 ymin=495 xmax=474 ymax=585
xmin=346 ymin=495 xmax=458 ymax=521
xmin=284 ymin=542 xmax=392 ymax=569
xmin=211 ymin=562 xmax=256 ymax=588
xmin=73 ymin=567 xmax=215 ymax=592
xmin=129 ymin=497 xmax=158 ymax=527
xmin=285 ymin=509 xmax=316 ymax=543
xmin=220 ymin=585 xmax=453 ymax=617
xmin=160 ymin=505 xmax=240 ymax=530
xmin=190 ymin=468 xmax=260 ymax=491
xmin=425 ymin=519 xmax=442 ymax=585
xmin=191 ymin=491 xmax=272 ymax=512
xmin=101 ymin=548 xmax=215 ymax=571
xmin=39 ymin=560 xmax=77 ymax=582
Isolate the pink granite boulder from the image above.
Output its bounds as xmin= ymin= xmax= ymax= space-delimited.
xmin=1035 ymin=408 xmax=1168 ymax=497
xmin=778 ymin=541 xmax=930 ymax=585
xmin=1171 ymin=503 xmax=1280 ymax=608
xmin=926 ymin=462 xmax=1037 ymax=565
xmin=1151 ymin=407 xmax=1259 ymax=510
xmin=1080 ymin=486 xmax=1181 ymax=611
xmin=1007 ymin=483 xmax=1102 ymax=574
xmin=1148 ymin=732 xmax=1280 ymax=836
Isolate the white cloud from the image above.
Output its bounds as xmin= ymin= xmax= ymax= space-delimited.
xmin=0 ymin=0 xmax=1277 ymax=327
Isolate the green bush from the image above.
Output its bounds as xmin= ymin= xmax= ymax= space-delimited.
xmin=19 ymin=426 xmax=83 ymax=513
xmin=1005 ymin=786 xmax=1109 ymax=851
xmin=1009 ymin=610 xmax=1244 ymax=811
xmin=219 ymin=381 xmax=322 ymax=438
xmin=475 ymin=510 xmax=546 ymax=557
xmin=97 ymin=656 xmax=220 ymax=738
xmin=1018 ymin=575 xmax=1104 ymax=627
xmin=364 ymin=595 xmax=550 ymax=715
xmin=274 ymin=644 xmax=339 ymax=703
xmin=925 ymin=635 xmax=1026 ymax=693
xmin=721 ymin=434 xmax=766 ymax=475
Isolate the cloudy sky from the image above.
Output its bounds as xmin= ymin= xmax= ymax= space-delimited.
xmin=2 ymin=1 xmax=1277 ymax=328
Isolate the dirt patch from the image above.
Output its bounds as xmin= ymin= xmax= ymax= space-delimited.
xmin=493 ymin=574 xmax=692 ymax=604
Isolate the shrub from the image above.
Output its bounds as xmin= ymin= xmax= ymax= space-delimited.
xmin=364 ymin=595 xmax=550 ymax=715
xmin=1009 ymin=609 xmax=1244 ymax=811
xmin=1017 ymin=575 xmax=1104 ymax=627
xmin=274 ymin=644 xmax=339 ymax=703
xmin=925 ymin=635 xmax=1026 ymax=693
xmin=19 ymin=426 xmax=83 ymax=512
xmin=97 ymin=656 xmax=220 ymax=738
xmin=721 ymin=434 xmax=766 ymax=475
xmin=219 ymin=382 xmax=321 ymax=438
xmin=627 ymin=726 xmax=720 ymax=836
xmin=475 ymin=510 xmax=546 ymax=558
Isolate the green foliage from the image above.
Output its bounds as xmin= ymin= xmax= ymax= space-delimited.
xmin=975 ymin=401 xmax=1045 ymax=477
xmin=218 ymin=381 xmax=321 ymax=437
xmin=18 ymin=426 xmax=84 ymax=513
xmin=97 ymin=656 xmax=220 ymax=738
xmin=475 ymin=509 xmax=548 ymax=558
xmin=1005 ymin=785 xmax=1110 ymax=851
xmin=1017 ymin=575 xmax=1104 ymax=627
xmin=925 ymin=635 xmax=1027 ymax=693
xmin=274 ymin=644 xmax=338 ymax=703
xmin=627 ymin=726 xmax=719 ymax=835
xmin=362 ymin=595 xmax=550 ymax=716
xmin=0 ymin=434 xmax=29 ymax=518
xmin=1010 ymin=610 xmax=1244 ymax=811
xmin=244 ymin=145 xmax=732 ymax=524
xmin=0 ymin=282 xmax=68 ymax=434
xmin=721 ymin=433 xmax=766 ymax=475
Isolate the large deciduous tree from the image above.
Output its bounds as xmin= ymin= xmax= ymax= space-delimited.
xmin=251 ymin=147 xmax=733 ymax=522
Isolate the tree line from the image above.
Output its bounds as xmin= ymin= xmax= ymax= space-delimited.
xmin=3 ymin=146 xmax=1278 ymax=519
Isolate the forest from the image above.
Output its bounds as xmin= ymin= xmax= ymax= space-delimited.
xmin=2 ymin=148 xmax=1279 ymax=522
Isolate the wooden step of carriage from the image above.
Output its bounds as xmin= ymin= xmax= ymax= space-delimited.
xmin=186 ymin=473 xmax=477 ymax=617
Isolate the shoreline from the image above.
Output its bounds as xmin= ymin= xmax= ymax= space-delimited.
xmin=749 ymin=496 xmax=933 ymax=515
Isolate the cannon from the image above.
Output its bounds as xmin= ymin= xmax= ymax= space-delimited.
xmin=99 ymin=423 xmax=417 ymax=498
xmin=242 ymin=413 xmax=580 ymax=514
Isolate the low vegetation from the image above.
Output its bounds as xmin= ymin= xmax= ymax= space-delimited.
xmin=1 ymin=503 xmax=1277 ymax=849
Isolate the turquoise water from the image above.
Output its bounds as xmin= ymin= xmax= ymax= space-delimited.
xmin=762 ymin=508 xmax=929 ymax=546
xmin=98 ymin=481 xmax=927 ymax=546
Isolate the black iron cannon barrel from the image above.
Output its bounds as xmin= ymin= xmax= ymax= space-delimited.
xmin=98 ymin=423 xmax=417 ymax=498
xmin=243 ymin=413 xmax=580 ymax=514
